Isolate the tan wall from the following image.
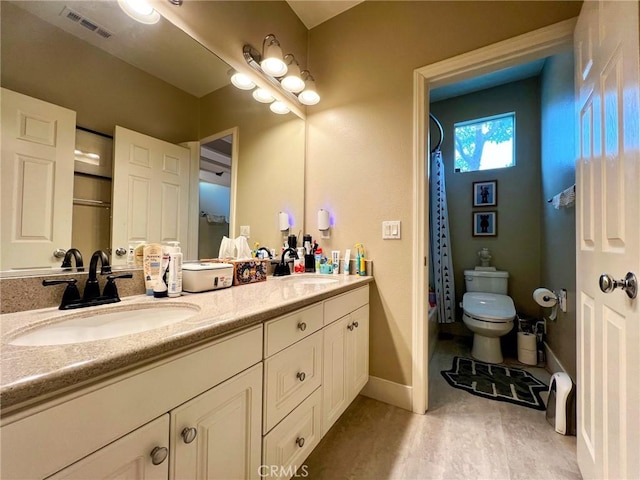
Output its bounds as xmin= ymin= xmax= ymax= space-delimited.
xmin=0 ymin=2 xmax=198 ymax=143
xmin=431 ymin=77 xmax=542 ymax=323
xmin=540 ymin=52 xmax=577 ymax=379
xmin=199 ymin=86 xmax=305 ymax=251
xmin=306 ymin=1 xmax=582 ymax=386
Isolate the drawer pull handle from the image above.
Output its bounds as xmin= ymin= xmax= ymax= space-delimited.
xmin=297 ymin=321 xmax=307 ymax=331
xmin=353 ymin=321 xmax=359 ymax=328
xmin=150 ymin=446 xmax=169 ymax=465
xmin=296 ymin=437 xmax=305 ymax=448
xmin=347 ymin=323 xmax=354 ymax=331
xmin=297 ymin=371 xmax=306 ymax=382
xmin=181 ymin=427 xmax=198 ymax=444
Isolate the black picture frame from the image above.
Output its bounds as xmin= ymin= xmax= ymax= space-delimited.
xmin=472 ymin=211 xmax=497 ymax=236
xmin=472 ymin=180 xmax=498 ymax=207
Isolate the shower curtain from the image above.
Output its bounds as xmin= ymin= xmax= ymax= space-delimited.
xmin=430 ymin=141 xmax=456 ymax=324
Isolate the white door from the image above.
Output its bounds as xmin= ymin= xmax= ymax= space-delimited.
xmin=0 ymin=88 xmax=76 ymax=270
xmin=322 ymin=316 xmax=349 ymax=436
xmin=112 ymin=126 xmax=191 ymax=266
xmin=575 ymin=1 xmax=640 ymax=478
xmin=169 ymin=364 xmax=262 ymax=480
xmin=48 ymin=415 xmax=170 ymax=480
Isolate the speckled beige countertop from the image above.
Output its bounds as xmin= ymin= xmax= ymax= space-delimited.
xmin=1 ymin=274 xmax=373 ymax=413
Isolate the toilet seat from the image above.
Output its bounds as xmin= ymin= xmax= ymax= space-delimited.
xmin=462 ymin=292 xmax=515 ymax=323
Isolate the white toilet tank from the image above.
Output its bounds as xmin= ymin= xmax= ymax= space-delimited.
xmin=464 ymin=270 xmax=509 ymax=294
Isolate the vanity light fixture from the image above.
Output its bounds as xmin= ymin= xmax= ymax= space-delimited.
xmin=117 ymin=0 xmax=160 ymax=24
xmin=229 ymin=34 xmax=320 ymax=115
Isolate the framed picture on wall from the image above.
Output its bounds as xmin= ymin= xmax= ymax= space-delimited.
xmin=472 ymin=211 xmax=497 ymax=236
xmin=472 ymin=180 xmax=497 ymax=207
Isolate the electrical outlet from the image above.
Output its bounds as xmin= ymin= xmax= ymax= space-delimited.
xmin=240 ymin=225 xmax=250 ymax=237
xmin=382 ymin=221 xmax=401 ymax=239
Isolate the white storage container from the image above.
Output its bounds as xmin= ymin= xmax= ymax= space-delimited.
xmin=182 ymin=262 xmax=234 ymax=293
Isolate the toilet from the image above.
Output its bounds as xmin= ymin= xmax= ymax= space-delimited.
xmin=462 ymin=269 xmax=516 ymax=364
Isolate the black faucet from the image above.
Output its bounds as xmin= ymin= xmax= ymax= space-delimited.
xmin=83 ymin=250 xmax=112 ymax=301
xmin=273 ymin=248 xmax=298 ymax=276
xmin=256 ymin=247 xmax=272 ymax=259
xmin=61 ymin=248 xmax=84 ymax=271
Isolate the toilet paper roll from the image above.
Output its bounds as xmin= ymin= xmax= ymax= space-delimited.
xmin=533 ymin=287 xmax=558 ymax=307
xmin=517 ymin=332 xmax=537 ymax=351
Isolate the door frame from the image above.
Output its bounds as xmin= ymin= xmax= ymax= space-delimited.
xmin=411 ymin=18 xmax=577 ymax=414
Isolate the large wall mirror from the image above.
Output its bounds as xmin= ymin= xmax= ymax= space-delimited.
xmin=0 ymin=0 xmax=304 ymax=274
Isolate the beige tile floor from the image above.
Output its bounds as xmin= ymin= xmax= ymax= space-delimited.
xmin=303 ymin=335 xmax=581 ymax=480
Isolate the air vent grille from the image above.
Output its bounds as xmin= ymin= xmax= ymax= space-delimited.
xmin=61 ymin=6 xmax=113 ymax=40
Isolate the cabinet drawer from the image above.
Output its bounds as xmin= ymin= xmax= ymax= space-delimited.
xmin=264 ymin=303 xmax=323 ymax=357
xmin=323 ymin=285 xmax=369 ymax=325
xmin=262 ymin=388 xmax=322 ymax=480
xmin=263 ymin=331 xmax=322 ymax=434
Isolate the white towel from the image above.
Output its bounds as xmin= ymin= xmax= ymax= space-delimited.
xmin=552 ymin=185 xmax=575 ymax=209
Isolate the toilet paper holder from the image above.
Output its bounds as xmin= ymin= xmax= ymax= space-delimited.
xmin=533 ymin=287 xmax=567 ymax=312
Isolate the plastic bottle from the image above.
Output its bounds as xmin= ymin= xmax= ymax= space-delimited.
xmin=165 ymin=241 xmax=183 ymax=297
xmin=314 ymin=247 xmax=323 ymax=273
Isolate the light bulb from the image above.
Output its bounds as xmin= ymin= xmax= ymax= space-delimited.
xmin=270 ymin=101 xmax=290 ymax=115
xmin=230 ymin=72 xmax=255 ymax=90
xmin=117 ymin=0 xmax=160 ymax=24
xmin=298 ymin=78 xmax=320 ymax=106
xmin=281 ymin=62 xmax=305 ymax=93
xmin=252 ymin=88 xmax=275 ymax=103
xmin=261 ymin=41 xmax=287 ymax=77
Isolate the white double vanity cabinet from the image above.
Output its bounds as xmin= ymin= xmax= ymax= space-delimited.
xmin=0 ymin=281 xmax=370 ymax=480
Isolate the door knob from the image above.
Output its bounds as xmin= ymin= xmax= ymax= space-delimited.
xmin=53 ymin=248 xmax=66 ymax=258
xmin=115 ymin=247 xmax=127 ymax=256
xmin=599 ymin=272 xmax=637 ymax=299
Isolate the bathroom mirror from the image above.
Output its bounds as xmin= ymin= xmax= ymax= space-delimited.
xmin=0 ymin=0 xmax=304 ymax=274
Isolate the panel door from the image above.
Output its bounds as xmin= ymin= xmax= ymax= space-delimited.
xmin=48 ymin=415 xmax=169 ymax=480
xmin=112 ymin=126 xmax=190 ymax=265
xmin=347 ymin=305 xmax=370 ymax=399
xmin=322 ymin=315 xmax=349 ymax=436
xmin=169 ymin=364 xmax=262 ymax=480
xmin=574 ymin=1 xmax=640 ymax=478
xmin=0 ymin=88 xmax=76 ymax=270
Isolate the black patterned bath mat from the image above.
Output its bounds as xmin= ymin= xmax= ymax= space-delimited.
xmin=441 ymin=356 xmax=548 ymax=410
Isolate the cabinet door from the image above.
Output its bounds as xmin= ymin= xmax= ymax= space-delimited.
xmin=347 ymin=305 xmax=370 ymax=399
xmin=48 ymin=415 xmax=169 ymax=480
xmin=169 ymin=364 xmax=262 ymax=480
xmin=322 ymin=316 xmax=349 ymax=436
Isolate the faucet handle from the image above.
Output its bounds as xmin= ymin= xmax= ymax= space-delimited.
xmin=103 ymin=273 xmax=133 ymax=300
xmin=43 ymin=279 xmax=81 ymax=309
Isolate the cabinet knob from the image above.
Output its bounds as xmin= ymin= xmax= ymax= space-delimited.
xmin=353 ymin=321 xmax=359 ymax=328
xmin=296 ymin=437 xmax=305 ymax=448
xmin=181 ymin=427 xmax=198 ymax=444
xmin=297 ymin=321 xmax=307 ymax=331
xmin=150 ymin=446 xmax=168 ymax=465
xmin=347 ymin=323 xmax=354 ymax=331
xmin=296 ymin=371 xmax=306 ymax=382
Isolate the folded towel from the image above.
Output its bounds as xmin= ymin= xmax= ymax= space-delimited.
xmin=551 ymin=185 xmax=575 ymax=209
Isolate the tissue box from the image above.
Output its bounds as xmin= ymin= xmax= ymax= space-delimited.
xmin=203 ymin=258 xmax=269 ymax=286
xmin=230 ymin=259 xmax=268 ymax=285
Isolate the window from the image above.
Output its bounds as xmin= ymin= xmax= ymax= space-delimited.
xmin=454 ymin=113 xmax=515 ymax=173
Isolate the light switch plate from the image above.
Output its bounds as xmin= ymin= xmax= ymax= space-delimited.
xmin=382 ymin=221 xmax=401 ymax=239
xmin=240 ymin=225 xmax=250 ymax=237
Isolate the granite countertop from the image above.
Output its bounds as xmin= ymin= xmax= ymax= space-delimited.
xmin=0 ymin=274 xmax=373 ymax=412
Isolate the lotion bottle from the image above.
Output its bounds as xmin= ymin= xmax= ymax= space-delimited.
xmin=166 ymin=241 xmax=183 ymax=297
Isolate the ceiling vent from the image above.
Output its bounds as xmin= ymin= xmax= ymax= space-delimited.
xmin=61 ymin=6 xmax=112 ymax=39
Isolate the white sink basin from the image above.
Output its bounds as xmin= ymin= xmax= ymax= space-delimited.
xmin=281 ymin=275 xmax=339 ymax=285
xmin=9 ymin=304 xmax=200 ymax=346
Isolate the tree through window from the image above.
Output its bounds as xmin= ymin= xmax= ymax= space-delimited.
xmin=454 ymin=113 xmax=515 ymax=172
